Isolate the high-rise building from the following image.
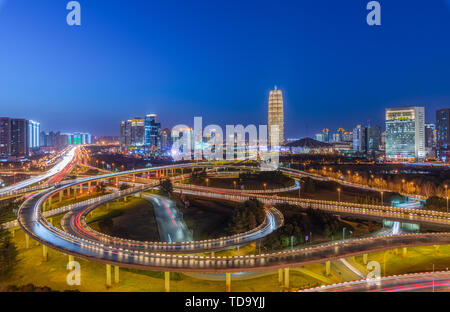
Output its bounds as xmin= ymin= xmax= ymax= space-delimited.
xmin=322 ymin=128 xmax=330 ymax=142
xmin=314 ymin=133 xmax=324 ymax=142
xmin=130 ymin=118 xmax=145 ymax=153
xmin=425 ymin=123 xmax=436 ymax=148
xmin=365 ymin=125 xmax=381 ymax=154
xmin=10 ymin=119 xmax=28 ymax=157
xmin=436 ymin=109 xmax=450 ymax=160
xmin=268 ymin=87 xmax=284 ymax=146
xmin=353 ymin=125 xmax=363 ymax=152
xmin=161 ymin=128 xmax=172 ymax=152
xmin=27 ymin=120 xmax=40 ymax=153
xmin=0 ymin=117 xmax=11 ymax=157
xmin=385 ymin=107 xmax=425 ymax=160
xmin=144 ymin=114 xmax=161 ymax=153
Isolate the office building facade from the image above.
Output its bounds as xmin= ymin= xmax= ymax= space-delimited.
xmin=385 ymin=107 xmax=425 ymax=160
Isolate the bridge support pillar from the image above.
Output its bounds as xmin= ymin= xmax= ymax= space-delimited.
xmin=115 ymin=177 xmax=119 ymax=186
xmin=434 ymin=245 xmax=440 ymax=253
xmin=114 ymin=266 xmax=120 ymax=284
xmin=59 ymin=191 xmax=63 ymax=202
xmin=106 ymin=264 xmax=112 ymax=288
xmin=225 ymin=273 xmax=231 ymax=292
xmin=402 ymin=247 xmax=407 ymax=258
xmin=25 ymin=234 xmax=29 ymax=249
xmin=88 ymin=182 xmax=91 ymax=193
xmin=284 ymin=268 xmax=289 ymax=289
xmin=165 ymin=272 xmax=170 ymax=292
xmin=278 ymin=268 xmax=283 ymax=285
xmin=363 ymin=254 xmax=368 ymax=265
xmin=10 ymin=228 xmax=15 ymax=238
xmin=42 ymin=245 xmax=48 ymax=262
xmin=325 ymin=261 xmax=331 ymax=276
xmin=68 ymin=255 xmax=74 ymax=267
xmin=74 ymin=186 xmax=77 ymax=200
xmin=48 ymin=197 xmax=52 ymax=210
xmin=48 ymin=217 xmax=53 ymax=226
xmin=211 ymin=251 xmax=215 ymax=257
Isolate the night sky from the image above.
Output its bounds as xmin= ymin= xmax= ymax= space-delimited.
xmin=0 ymin=0 xmax=449 ymax=137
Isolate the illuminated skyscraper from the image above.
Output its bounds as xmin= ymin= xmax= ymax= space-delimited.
xmin=385 ymin=107 xmax=425 ymax=160
xmin=436 ymin=109 xmax=450 ymax=160
xmin=27 ymin=120 xmax=40 ymax=153
xmin=144 ymin=114 xmax=161 ymax=154
xmin=0 ymin=117 xmax=11 ymax=156
xmin=268 ymin=87 xmax=284 ymax=146
xmin=11 ymin=119 xmax=28 ymax=156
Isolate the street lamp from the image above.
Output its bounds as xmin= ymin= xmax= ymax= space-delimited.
xmin=263 ymin=183 xmax=267 ymax=191
xmin=205 ymin=178 xmax=209 ymax=187
xmin=337 ymin=188 xmax=341 ymax=202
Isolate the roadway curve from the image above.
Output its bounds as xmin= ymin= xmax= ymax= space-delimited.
xmin=60 ymin=192 xmax=283 ymax=253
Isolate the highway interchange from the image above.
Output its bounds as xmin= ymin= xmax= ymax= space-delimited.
xmin=2 ymin=146 xmax=450 ymax=290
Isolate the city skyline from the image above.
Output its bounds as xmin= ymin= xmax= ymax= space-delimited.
xmin=1 ymin=1 xmax=449 ymax=136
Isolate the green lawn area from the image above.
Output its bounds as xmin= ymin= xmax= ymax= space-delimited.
xmin=353 ymin=245 xmax=450 ymax=277
xmin=182 ymin=196 xmax=235 ymax=240
xmin=87 ymin=197 xmax=160 ymax=241
xmin=2 ymin=229 xmax=450 ymax=292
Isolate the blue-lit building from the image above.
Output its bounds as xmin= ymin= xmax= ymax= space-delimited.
xmin=436 ymin=108 xmax=450 ymax=161
xmin=27 ymin=120 xmax=40 ymax=153
xmin=144 ymin=114 xmax=161 ymax=154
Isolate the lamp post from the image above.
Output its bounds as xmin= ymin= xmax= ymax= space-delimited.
xmin=263 ymin=183 xmax=267 ymax=191
xmin=205 ymin=178 xmax=209 ymax=188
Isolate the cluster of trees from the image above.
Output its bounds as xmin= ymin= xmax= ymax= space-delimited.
xmin=305 ymin=163 xmax=450 ymax=199
xmin=0 ymin=201 xmax=19 ymax=224
xmin=227 ymin=198 xmax=265 ymax=234
xmin=119 ymin=183 xmax=131 ymax=191
xmin=189 ymin=170 xmax=207 ymax=184
xmin=424 ymin=196 xmax=449 ymax=212
xmin=262 ymin=204 xmax=347 ymax=250
xmin=95 ymin=182 xmax=107 ymax=195
xmin=0 ymin=229 xmax=18 ymax=278
xmin=159 ymin=178 xmax=173 ymax=196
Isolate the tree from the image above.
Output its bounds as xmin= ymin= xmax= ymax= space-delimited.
xmin=119 ymin=183 xmax=130 ymax=191
xmin=0 ymin=229 xmax=18 ymax=278
xmin=159 ymin=178 xmax=173 ymax=196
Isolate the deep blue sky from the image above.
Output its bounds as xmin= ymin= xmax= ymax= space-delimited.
xmin=0 ymin=0 xmax=450 ymax=137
